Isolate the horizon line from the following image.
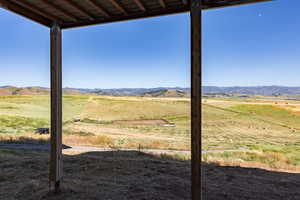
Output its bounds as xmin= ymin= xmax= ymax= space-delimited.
xmin=4 ymin=85 xmax=300 ymax=90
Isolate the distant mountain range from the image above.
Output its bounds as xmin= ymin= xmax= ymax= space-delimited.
xmin=203 ymin=86 xmax=300 ymax=96
xmin=0 ymin=86 xmax=190 ymax=97
xmin=3 ymin=86 xmax=300 ymax=97
xmin=71 ymin=87 xmax=190 ymax=96
xmin=142 ymin=89 xmax=189 ymax=97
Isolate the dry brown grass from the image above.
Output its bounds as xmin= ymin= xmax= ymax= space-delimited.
xmin=0 ymin=134 xmax=49 ymax=144
xmin=63 ymin=135 xmax=114 ymax=147
xmin=2 ymin=147 xmax=300 ymax=200
xmin=203 ymin=151 xmax=300 ymax=173
xmin=0 ymin=148 xmax=191 ymax=200
xmin=0 ymin=132 xmax=189 ymax=150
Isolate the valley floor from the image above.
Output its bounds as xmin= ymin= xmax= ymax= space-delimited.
xmin=2 ymin=95 xmax=300 ymax=199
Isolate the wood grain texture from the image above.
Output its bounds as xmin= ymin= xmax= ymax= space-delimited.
xmin=50 ymin=24 xmax=63 ymax=193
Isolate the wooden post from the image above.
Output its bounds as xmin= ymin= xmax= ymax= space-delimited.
xmin=50 ymin=23 xmax=62 ymax=193
xmin=191 ymin=0 xmax=202 ymax=200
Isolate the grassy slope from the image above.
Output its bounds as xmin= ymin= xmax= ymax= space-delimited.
xmin=0 ymin=95 xmax=190 ymax=150
xmin=203 ymin=98 xmax=300 ymax=169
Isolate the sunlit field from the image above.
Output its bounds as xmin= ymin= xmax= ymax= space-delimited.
xmin=3 ymin=94 xmax=300 ymax=199
xmin=2 ymin=95 xmax=300 ymax=171
xmin=203 ymin=97 xmax=300 ymax=172
xmin=0 ymin=95 xmax=190 ymax=150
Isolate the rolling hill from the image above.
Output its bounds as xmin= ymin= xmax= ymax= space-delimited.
xmin=3 ymin=85 xmax=300 ymax=97
xmin=0 ymin=86 xmax=190 ymax=97
xmin=0 ymin=86 xmax=49 ymax=96
xmin=141 ymin=89 xmax=189 ymax=97
xmin=203 ymin=86 xmax=300 ymax=96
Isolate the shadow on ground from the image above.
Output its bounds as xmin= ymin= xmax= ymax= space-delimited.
xmin=1 ymin=142 xmax=300 ymax=199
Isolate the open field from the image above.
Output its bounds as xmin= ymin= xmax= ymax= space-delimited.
xmin=0 ymin=95 xmax=190 ymax=150
xmin=3 ymin=94 xmax=300 ymax=199
xmin=2 ymin=94 xmax=300 ymax=172
xmin=203 ymin=97 xmax=300 ymax=171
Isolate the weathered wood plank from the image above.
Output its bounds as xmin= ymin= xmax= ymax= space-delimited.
xmin=62 ymin=0 xmax=94 ymax=20
xmin=42 ymin=0 xmax=78 ymax=22
xmin=109 ymin=0 xmax=128 ymax=15
xmin=0 ymin=0 xmax=51 ymax=27
xmin=10 ymin=0 xmax=62 ymax=23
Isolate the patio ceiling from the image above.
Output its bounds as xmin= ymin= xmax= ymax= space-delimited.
xmin=0 ymin=0 xmax=271 ymax=29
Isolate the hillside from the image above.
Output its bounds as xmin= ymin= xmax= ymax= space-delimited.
xmin=0 ymin=86 xmax=49 ymax=96
xmin=0 ymin=86 xmax=84 ymax=96
xmin=80 ymin=87 xmax=190 ymax=96
xmin=0 ymin=86 xmax=190 ymax=97
xmin=141 ymin=89 xmax=189 ymax=97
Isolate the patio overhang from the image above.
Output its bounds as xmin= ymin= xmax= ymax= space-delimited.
xmin=0 ymin=0 xmax=272 ymax=29
xmin=0 ymin=0 xmax=273 ymax=199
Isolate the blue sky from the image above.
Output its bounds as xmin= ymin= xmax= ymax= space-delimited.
xmin=0 ymin=0 xmax=298 ymax=89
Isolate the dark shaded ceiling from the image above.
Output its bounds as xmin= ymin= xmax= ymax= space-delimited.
xmin=0 ymin=0 xmax=272 ymax=29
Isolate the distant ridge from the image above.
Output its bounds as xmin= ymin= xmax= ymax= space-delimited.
xmin=141 ymin=89 xmax=189 ymax=97
xmin=0 ymin=86 xmax=190 ymax=97
xmin=3 ymin=86 xmax=300 ymax=96
xmin=203 ymin=86 xmax=300 ymax=96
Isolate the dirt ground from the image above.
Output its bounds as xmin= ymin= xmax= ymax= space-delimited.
xmin=1 ymin=148 xmax=300 ymax=200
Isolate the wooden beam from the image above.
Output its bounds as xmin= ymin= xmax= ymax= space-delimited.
xmin=158 ymin=0 xmax=166 ymax=8
xmin=61 ymin=0 xmax=272 ymax=29
xmin=50 ymin=23 xmax=63 ymax=193
xmin=10 ymin=0 xmax=62 ymax=23
xmin=109 ymin=0 xmax=128 ymax=15
xmin=133 ymin=0 xmax=146 ymax=12
xmin=190 ymin=0 xmax=201 ymax=200
xmin=61 ymin=6 xmax=189 ymax=29
xmin=42 ymin=0 xmax=78 ymax=22
xmin=86 ymin=0 xmax=110 ymax=18
xmin=62 ymin=0 xmax=94 ymax=20
xmin=0 ymin=0 xmax=51 ymax=27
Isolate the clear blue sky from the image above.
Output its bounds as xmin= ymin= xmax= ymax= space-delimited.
xmin=0 ymin=0 xmax=298 ymax=89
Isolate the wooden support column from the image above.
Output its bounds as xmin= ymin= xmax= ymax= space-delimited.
xmin=50 ymin=23 xmax=62 ymax=193
xmin=191 ymin=0 xmax=202 ymax=200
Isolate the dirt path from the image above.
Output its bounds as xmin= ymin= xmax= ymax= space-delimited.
xmin=0 ymin=143 xmax=256 ymax=155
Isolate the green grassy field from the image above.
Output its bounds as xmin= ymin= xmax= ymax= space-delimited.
xmin=0 ymin=95 xmax=190 ymax=150
xmin=2 ymin=95 xmax=300 ymax=171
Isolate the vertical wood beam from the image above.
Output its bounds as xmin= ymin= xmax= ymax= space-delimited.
xmin=50 ymin=23 xmax=63 ymax=193
xmin=191 ymin=0 xmax=202 ymax=200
